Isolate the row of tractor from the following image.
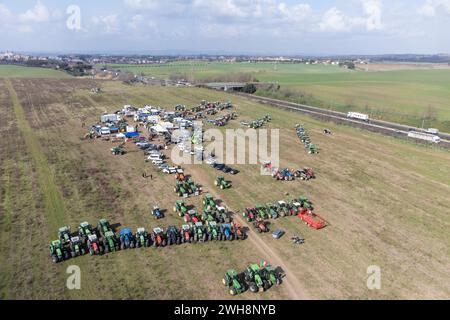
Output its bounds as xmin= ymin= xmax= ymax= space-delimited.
xmin=206 ymin=112 xmax=239 ymax=127
xmin=240 ymin=114 xmax=272 ymax=129
xmin=272 ymin=167 xmax=315 ymax=181
xmin=296 ymin=124 xmax=319 ymax=154
xmin=243 ymin=196 xmax=328 ymax=230
xmin=223 ymin=261 xmax=283 ymax=295
xmin=49 ymin=218 xmax=247 ymax=263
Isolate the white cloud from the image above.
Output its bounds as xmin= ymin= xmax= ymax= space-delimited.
xmin=18 ymin=25 xmax=33 ymax=33
xmin=319 ymin=0 xmax=383 ymax=32
xmin=418 ymin=0 xmax=450 ymax=16
xmin=19 ymin=1 xmax=50 ymax=23
xmin=92 ymin=14 xmax=119 ymax=34
xmin=319 ymin=7 xmax=354 ymax=31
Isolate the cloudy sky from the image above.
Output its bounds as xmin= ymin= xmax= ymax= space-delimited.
xmin=0 ymin=0 xmax=449 ymax=54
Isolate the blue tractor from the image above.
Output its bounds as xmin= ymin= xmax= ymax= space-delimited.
xmin=152 ymin=205 xmax=164 ymax=219
xmin=220 ymin=223 xmax=234 ymax=241
xmin=119 ymin=228 xmax=136 ymax=249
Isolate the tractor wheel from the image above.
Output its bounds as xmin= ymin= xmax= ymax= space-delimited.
xmin=64 ymin=251 xmax=70 ymax=260
xmin=173 ymin=206 xmax=177 ymax=212
xmin=230 ymin=288 xmax=237 ymax=296
xmin=222 ymin=278 xmax=227 ymax=286
xmin=71 ymin=251 xmax=76 ymax=258
xmin=202 ymin=234 xmax=207 ymax=242
xmin=167 ymin=238 xmax=172 ymax=246
xmin=276 ymin=278 xmax=282 ymax=285
xmin=177 ymin=238 xmax=181 ymax=245
xmin=130 ymin=242 xmax=135 ymax=249
xmin=263 ymin=280 xmax=270 ymax=291
xmin=214 ymin=181 xmax=218 ymax=186
xmin=81 ymin=248 xmax=86 ymax=255
xmin=249 ymin=283 xmax=258 ymax=293
xmin=162 ymin=239 xmax=167 ymax=247
xmin=220 ymin=185 xmax=224 ymax=190
xmin=104 ymin=246 xmax=109 ymax=253
xmin=52 ymin=255 xmax=58 ymax=263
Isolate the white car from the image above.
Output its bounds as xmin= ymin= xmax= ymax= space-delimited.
xmin=152 ymin=159 xmax=164 ymax=165
xmin=162 ymin=167 xmax=177 ymax=174
xmin=206 ymin=157 xmax=217 ymax=165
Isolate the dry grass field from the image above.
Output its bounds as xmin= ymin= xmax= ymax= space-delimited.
xmin=0 ymin=79 xmax=449 ymax=299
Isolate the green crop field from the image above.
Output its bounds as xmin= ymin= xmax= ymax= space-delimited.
xmin=105 ymin=61 xmax=450 ymax=132
xmin=0 ymin=78 xmax=449 ymax=299
xmin=0 ymin=65 xmax=71 ymax=79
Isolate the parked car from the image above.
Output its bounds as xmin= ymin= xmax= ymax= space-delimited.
xmin=272 ymin=229 xmax=285 ymax=239
xmin=162 ymin=167 xmax=177 ymax=174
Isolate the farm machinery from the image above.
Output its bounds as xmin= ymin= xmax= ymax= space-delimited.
xmin=87 ymin=234 xmax=103 ymax=255
xmin=193 ymin=222 xmax=208 ymax=242
xmin=103 ymin=230 xmax=120 ymax=253
xmin=119 ymin=228 xmax=136 ymax=249
xmin=223 ymin=269 xmax=245 ymax=296
xmin=78 ymin=221 xmax=96 ymax=243
xmin=151 ymin=227 xmax=167 ymax=247
xmin=135 ymin=228 xmax=151 ymax=248
xmin=255 ymin=204 xmax=270 ymax=219
xmin=259 ymin=262 xmax=282 ymax=287
xmin=166 ymin=225 xmax=182 ymax=245
xmin=58 ymin=226 xmax=71 ymax=244
xmin=276 ymin=201 xmax=293 ymax=217
xmin=206 ymin=221 xmax=221 ymax=240
xmin=266 ymin=203 xmax=279 ymax=219
xmin=174 ymin=179 xmax=201 ymax=197
xmin=111 ymin=144 xmax=125 ymax=155
xmin=220 ymin=224 xmax=234 ymax=241
xmin=272 ymin=168 xmax=294 ymax=181
xmin=296 ymin=124 xmax=319 ymax=154
xmin=49 ymin=240 xmax=70 ymax=263
xmin=151 ymin=205 xmax=164 ymax=219
xmin=202 ymin=194 xmax=217 ymax=210
xmin=183 ymin=209 xmax=201 ymax=224
xmin=97 ymin=219 xmax=113 ymax=237
xmin=214 ymin=176 xmax=231 ymax=189
xmin=253 ymin=217 xmax=269 ymax=233
xmin=180 ymin=224 xmax=194 ymax=243
xmin=297 ymin=208 xmax=328 ymax=230
xmin=232 ymin=222 xmax=246 ymax=240
xmin=244 ymin=264 xmax=268 ymax=293
xmin=243 ymin=207 xmax=258 ymax=222
xmin=69 ymin=236 xmax=85 ymax=257
xmin=173 ymin=200 xmax=188 ymax=216
xmin=294 ymin=167 xmax=315 ymax=180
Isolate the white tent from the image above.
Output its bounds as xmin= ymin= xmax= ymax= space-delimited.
xmin=151 ymin=124 xmax=169 ymax=134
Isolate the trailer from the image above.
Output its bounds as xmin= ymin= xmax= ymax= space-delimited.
xmin=100 ymin=113 xmax=120 ymax=123
xmin=408 ymin=131 xmax=440 ymax=143
xmin=297 ymin=208 xmax=327 ymax=230
xmin=426 ymin=128 xmax=439 ymax=135
xmin=347 ymin=112 xmax=369 ymax=122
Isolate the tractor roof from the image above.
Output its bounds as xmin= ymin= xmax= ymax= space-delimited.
xmin=70 ymin=236 xmax=80 ymax=242
xmin=205 ymin=194 xmax=213 ymax=199
xmin=195 ymin=222 xmax=203 ymax=227
xmin=153 ymin=205 xmax=160 ymax=210
xmin=88 ymin=234 xmax=98 ymax=241
xmin=99 ymin=218 xmax=108 ymax=224
xmin=292 ymin=202 xmax=301 ymax=207
xmin=153 ymin=227 xmax=163 ymax=234
xmin=137 ymin=227 xmax=145 ymax=233
xmin=278 ymin=201 xmax=286 ymax=205
xmin=208 ymin=221 xmax=217 ymax=227
xmin=120 ymin=228 xmax=132 ymax=235
xmin=59 ymin=226 xmax=70 ymax=232
xmin=51 ymin=240 xmax=61 ymax=245
xmin=188 ymin=209 xmax=197 ymax=215
xmin=105 ymin=230 xmax=114 ymax=237
xmin=80 ymin=221 xmax=90 ymax=227
xmin=181 ymin=224 xmax=190 ymax=231
xmin=227 ymin=269 xmax=238 ymax=277
xmin=176 ymin=200 xmax=185 ymax=204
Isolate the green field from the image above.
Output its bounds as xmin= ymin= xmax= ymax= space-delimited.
xmin=106 ymin=61 xmax=450 ymax=132
xmin=0 ymin=65 xmax=71 ymax=79
xmin=0 ymin=78 xmax=449 ymax=299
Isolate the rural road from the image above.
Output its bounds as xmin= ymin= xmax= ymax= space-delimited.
xmin=189 ymin=166 xmax=308 ymax=300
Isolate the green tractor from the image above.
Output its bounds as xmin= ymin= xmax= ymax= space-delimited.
xmin=193 ymin=222 xmax=208 ymax=242
xmin=69 ymin=236 xmax=86 ymax=257
xmin=244 ymin=263 xmax=270 ymax=293
xmin=307 ymin=143 xmax=319 ymax=154
xmin=201 ymin=209 xmax=218 ymax=224
xmin=186 ymin=178 xmax=200 ymax=196
xmin=298 ymin=196 xmax=313 ymax=210
xmin=174 ymin=181 xmax=189 ymax=197
xmin=214 ymin=176 xmax=231 ymax=189
xmin=260 ymin=262 xmax=282 ymax=287
xmin=217 ymin=206 xmax=231 ymax=223
xmin=202 ymin=194 xmax=216 ymax=210
xmin=78 ymin=221 xmax=95 ymax=244
xmin=97 ymin=218 xmax=113 ymax=237
xmin=206 ymin=221 xmax=222 ymax=241
xmin=103 ymin=230 xmax=120 ymax=253
xmin=135 ymin=228 xmax=151 ymax=248
xmin=58 ymin=226 xmax=71 ymax=244
xmin=173 ymin=200 xmax=188 ymax=216
xmin=222 ymin=269 xmax=245 ymax=296
xmin=266 ymin=203 xmax=279 ymax=219
xmin=255 ymin=204 xmax=269 ymax=220
xmin=276 ymin=201 xmax=291 ymax=217
xmin=49 ymin=239 xmax=70 ymax=263
xmin=111 ymin=145 xmax=125 ymax=155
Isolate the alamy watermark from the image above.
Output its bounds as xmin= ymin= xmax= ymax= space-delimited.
xmin=366 ymin=265 xmax=381 ymax=290
xmin=66 ymin=265 xmax=81 ymax=290
xmin=66 ymin=5 xmax=81 ymax=31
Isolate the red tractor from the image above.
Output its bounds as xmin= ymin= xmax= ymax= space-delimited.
xmin=183 ymin=209 xmax=200 ymax=224
xmin=253 ymin=217 xmax=269 ymax=233
xmin=297 ymin=208 xmax=328 ymax=230
xmin=232 ymin=222 xmax=246 ymax=240
xmin=243 ymin=207 xmax=257 ymax=222
xmin=180 ymin=224 xmax=194 ymax=243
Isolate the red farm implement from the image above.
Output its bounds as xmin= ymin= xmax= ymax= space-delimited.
xmin=297 ymin=208 xmax=328 ymax=230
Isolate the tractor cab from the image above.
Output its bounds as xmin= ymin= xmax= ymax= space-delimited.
xmin=153 ymin=227 xmax=164 ymax=235
xmin=58 ymin=226 xmax=71 ymax=244
xmin=152 ymin=205 xmax=163 ymax=219
xmin=136 ymin=227 xmax=146 ymax=235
